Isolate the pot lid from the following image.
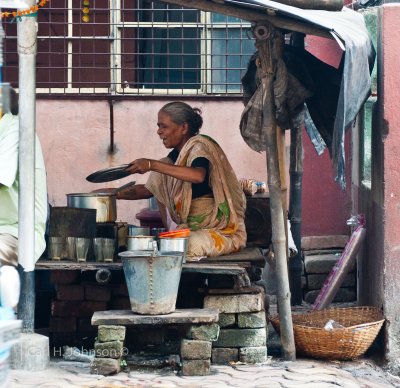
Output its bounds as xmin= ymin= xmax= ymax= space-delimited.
xmin=86 ymin=164 xmax=131 ymax=183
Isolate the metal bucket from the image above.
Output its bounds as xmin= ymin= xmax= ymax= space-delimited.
xmin=119 ymin=250 xmax=183 ymax=315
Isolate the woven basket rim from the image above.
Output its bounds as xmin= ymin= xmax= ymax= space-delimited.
xmin=269 ymin=306 xmax=385 ymax=331
xmin=268 ymin=306 xmax=385 ymax=360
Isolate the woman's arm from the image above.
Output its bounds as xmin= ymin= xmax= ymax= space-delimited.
xmin=126 ymin=158 xmax=206 ymax=184
xmin=116 ymin=183 xmax=153 ymax=200
xmin=91 ymin=183 xmax=152 ymax=200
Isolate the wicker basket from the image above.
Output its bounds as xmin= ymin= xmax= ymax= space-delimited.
xmin=269 ymin=306 xmax=385 ymax=360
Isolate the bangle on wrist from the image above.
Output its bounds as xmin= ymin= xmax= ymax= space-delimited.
xmin=148 ymin=160 xmax=152 ymax=171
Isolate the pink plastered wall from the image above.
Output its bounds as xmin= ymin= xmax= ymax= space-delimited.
xmin=36 ymin=99 xmax=268 ymax=225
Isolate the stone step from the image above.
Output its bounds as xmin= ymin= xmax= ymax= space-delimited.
xmin=306 ymin=273 xmax=356 ymax=290
xmin=304 ymin=253 xmax=355 ymax=274
xmin=301 ymin=235 xmax=349 ymax=251
xmin=304 ymin=288 xmax=357 ymax=304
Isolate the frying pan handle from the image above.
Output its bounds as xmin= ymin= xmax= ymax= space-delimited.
xmin=114 ymin=181 xmax=136 ymax=195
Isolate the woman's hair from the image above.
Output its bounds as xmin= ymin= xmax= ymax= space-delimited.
xmin=160 ymin=101 xmax=203 ymax=136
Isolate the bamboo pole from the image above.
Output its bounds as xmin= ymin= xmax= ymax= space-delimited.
xmin=254 ymin=24 xmax=296 ymax=360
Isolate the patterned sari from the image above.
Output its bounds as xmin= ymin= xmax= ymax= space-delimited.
xmin=145 ymin=135 xmax=247 ymax=259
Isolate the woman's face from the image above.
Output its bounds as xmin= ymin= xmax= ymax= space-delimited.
xmin=157 ymin=111 xmax=190 ymax=151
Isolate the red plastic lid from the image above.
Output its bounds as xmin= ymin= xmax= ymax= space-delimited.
xmin=158 ymin=229 xmax=191 ymax=238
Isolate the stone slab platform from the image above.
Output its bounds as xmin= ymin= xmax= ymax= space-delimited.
xmin=92 ymin=308 xmax=219 ymax=326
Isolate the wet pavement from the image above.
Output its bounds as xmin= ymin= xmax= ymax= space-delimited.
xmin=9 ymin=357 xmax=400 ymax=388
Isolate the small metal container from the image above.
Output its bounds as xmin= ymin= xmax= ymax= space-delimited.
xmin=128 ymin=225 xmax=150 ymax=236
xmin=159 ymin=237 xmax=188 ymax=263
xmin=150 ymin=228 xmax=166 ymax=238
xmin=127 ymin=236 xmax=155 ymax=251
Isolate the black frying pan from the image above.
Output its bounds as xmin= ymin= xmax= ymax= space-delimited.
xmin=86 ymin=164 xmax=131 ymax=183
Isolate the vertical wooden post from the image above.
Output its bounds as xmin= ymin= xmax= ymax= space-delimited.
xmin=254 ymin=24 xmax=296 ymax=360
xmin=289 ymin=123 xmax=304 ymax=305
xmin=289 ymin=32 xmax=305 ymax=306
xmin=277 ymin=126 xmax=289 ymax=257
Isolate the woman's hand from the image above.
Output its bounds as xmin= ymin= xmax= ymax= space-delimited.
xmin=126 ymin=158 xmax=152 ymax=175
xmin=126 ymin=158 xmax=206 ymax=184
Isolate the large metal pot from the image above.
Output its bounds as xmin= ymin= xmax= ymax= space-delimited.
xmin=67 ymin=192 xmax=116 ymax=223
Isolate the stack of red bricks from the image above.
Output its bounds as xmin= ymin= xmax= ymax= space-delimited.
xmin=49 ymin=271 xmax=131 ymax=349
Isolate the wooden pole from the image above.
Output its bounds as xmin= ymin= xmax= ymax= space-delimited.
xmin=288 ymin=32 xmax=305 ymax=306
xmin=277 ymin=126 xmax=289 ymax=257
xmin=254 ymin=24 xmax=296 ymax=360
xmin=289 ymin=122 xmax=304 ymax=305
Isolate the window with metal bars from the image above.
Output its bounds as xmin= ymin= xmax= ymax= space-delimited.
xmin=2 ymin=0 xmax=255 ymax=95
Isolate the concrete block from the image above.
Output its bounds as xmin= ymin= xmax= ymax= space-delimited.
xmin=204 ymin=293 xmax=264 ymax=313
xmin=211 ymin=348 xmax=238 ymax=364
xmin=94 ymin=340 xmax=124 ymax=359
xmin=90 ymin=357 xmax=121 ymax=375
xmin=239 ymin=346 xmax=267 ymax=363
xmin=180 ymin=339 xmax=212 ymax=360
xmin=10 ymin=333 xmax=49 ymax=371
xmin=218 ymin=313 xmax=236 ymax=328
xmin=98 ymin=325 xmax=126 ymax=342
xmin=214 ymin=328 xmax=266 ymax=348
xmin=237 ymin=311 xmax=266 ymax=328
xmin=181 ymin=359 xmax=210 ymax=376
xmin=301 ymin=235 xmax=348 ymax=250
xmin=304 ymin=254 xmax=341 ymax=274
xmin=307 ymin=273 xmax=356 ymax=290
xmin=186 ymin=323 xmax=219 ymax=341
xmin=304 ymin=288 xmax=357 ymax=304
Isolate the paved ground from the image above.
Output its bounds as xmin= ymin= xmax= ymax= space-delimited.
xmin=9 ymin=357 xmax=400 ymax=388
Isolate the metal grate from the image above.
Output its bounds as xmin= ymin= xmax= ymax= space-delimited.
xmin=2 ymin=0 xmax=255 ymax=96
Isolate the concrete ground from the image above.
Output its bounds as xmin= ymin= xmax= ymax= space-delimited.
xmin=9 ymin=357 xmax=400 ymax=388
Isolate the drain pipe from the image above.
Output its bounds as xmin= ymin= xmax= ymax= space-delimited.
xmin=17 ymin=1 xmax=37 ymax=332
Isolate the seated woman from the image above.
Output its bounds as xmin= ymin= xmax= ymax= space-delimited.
xmin=116 ymin=101 xmax=247 ymax=259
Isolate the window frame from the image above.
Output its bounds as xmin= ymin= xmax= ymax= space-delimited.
xmin=5 ymin=0 xmax=254 ymax=96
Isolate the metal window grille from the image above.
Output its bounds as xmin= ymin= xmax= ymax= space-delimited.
xmin=2 ymin=0 xmax=255 ymax=96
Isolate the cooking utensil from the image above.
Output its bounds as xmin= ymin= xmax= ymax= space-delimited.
xmin=86 ymin=164 xmax=131 ymax=183
xmin=67 ymin=192 xmax=117 ymax=223
xmin=66 ymin=182 xmax=136 ymax=223
xmin=159 ymin=237 xmax=188 ymax=263
xmin=127 ymin=236 xmax=155 ymax=251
